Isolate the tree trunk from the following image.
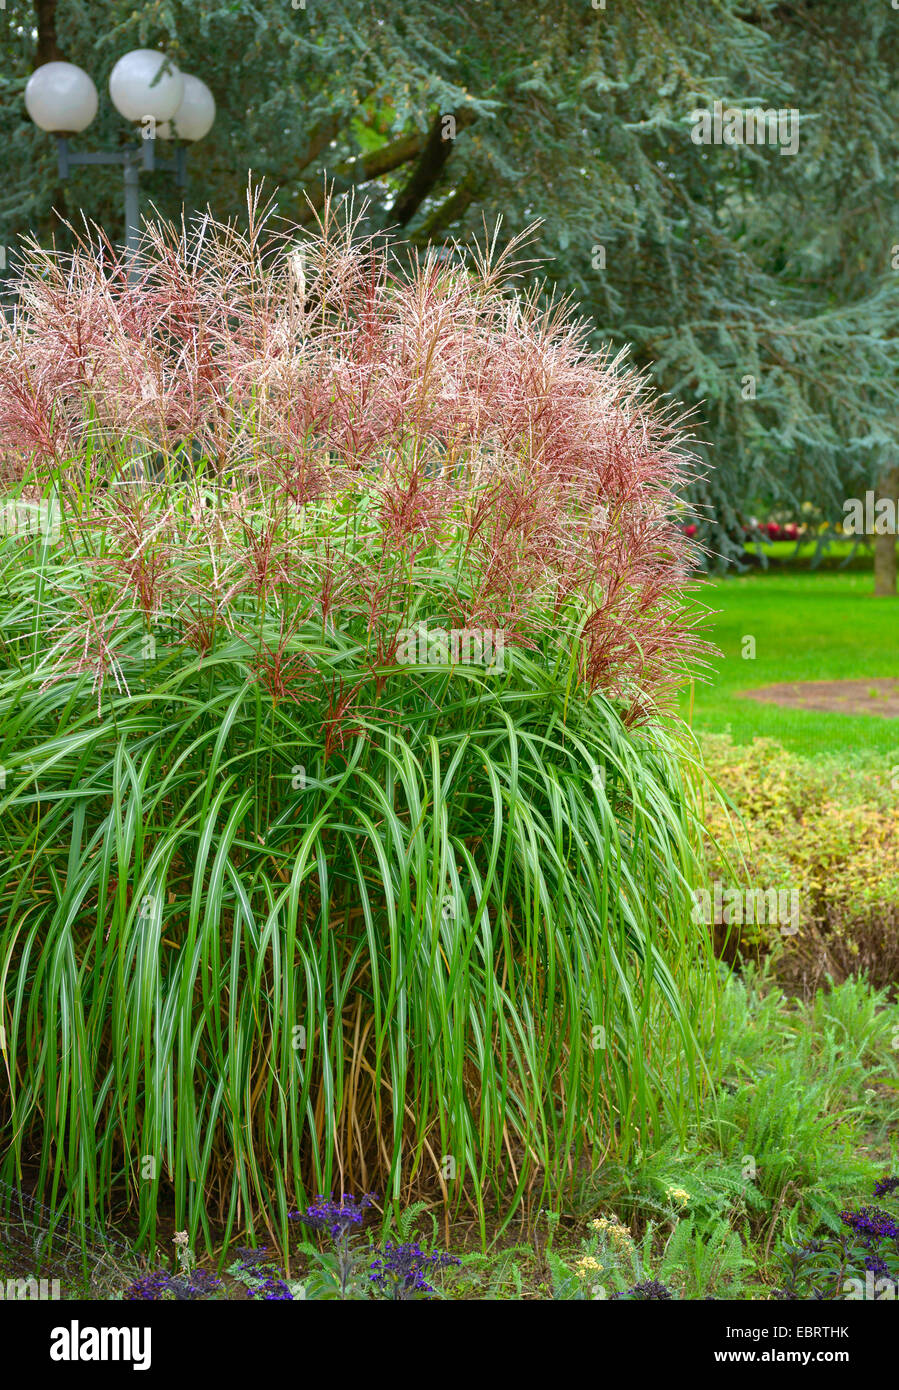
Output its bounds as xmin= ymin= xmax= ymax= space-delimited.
xmin=33 ymin=0 xmax=62 ymax=64
xmin=874 ymin=465 xmax=899 ymax=596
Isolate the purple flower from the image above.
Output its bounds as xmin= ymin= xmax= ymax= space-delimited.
xmin=369 ymin=1241 xmax=460 ymax=1300
xmin=236 ymin=1245 xmax=273 ymax=1271
xmin=839 ymin=1206 xmax=899 ymax=1243
xmin=247 ymin=1275 xmax=294 ymax=1300
xmin=290 ymin=1192 xmax=376 ymax=1240
xmin=873 ymin=1177 xmax=899 ymax=1200
xmin=124 ymin=1271 xmax=172 ymax=1301
xmin=611 ymin=1280 xmax=673 ymax=1300
xmin=236 ymin=1246 xmax=295 ymax=1300
xmin=289 ymin=1193 xmax=379 ymax=1298
xmin=124 ymin=1268 xmax=222 ymax=1300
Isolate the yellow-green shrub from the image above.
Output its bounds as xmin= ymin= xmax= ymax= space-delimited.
xmin=699 ymin=733 xmax=899 ymax=994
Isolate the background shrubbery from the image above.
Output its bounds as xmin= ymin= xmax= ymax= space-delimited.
xmin=700 ymin=734 xmax=899 ymax=995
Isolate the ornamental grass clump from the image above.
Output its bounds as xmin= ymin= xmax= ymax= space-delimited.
xmin=0 ymin=189 xmax=713 ymax=1249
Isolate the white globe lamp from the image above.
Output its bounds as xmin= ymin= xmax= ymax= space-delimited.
xmin=24 ymin=61 xmax=98 ymax=134
xmin=108 ymin=49 xmax=184 ymax=124
xmin=156 ymin=75 xmax=216 ymax=142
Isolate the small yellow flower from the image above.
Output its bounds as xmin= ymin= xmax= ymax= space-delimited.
xmin=589 ymin=1215 xmax=634 ymax=1249
xmin=574 ymin=1256 xmax=603 ymax=1278
xmin=666 ymin=1186 xmax=691 ymax=1207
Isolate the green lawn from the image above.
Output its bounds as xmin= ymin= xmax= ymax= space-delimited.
xmin=743 ymin=538 xmax=877 ymax=570
xmin=680 ymin=570 xmax=899 ymax=760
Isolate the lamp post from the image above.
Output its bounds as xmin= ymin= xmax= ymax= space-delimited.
xmin=25 ymin=52 xmax=215 ymax=279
